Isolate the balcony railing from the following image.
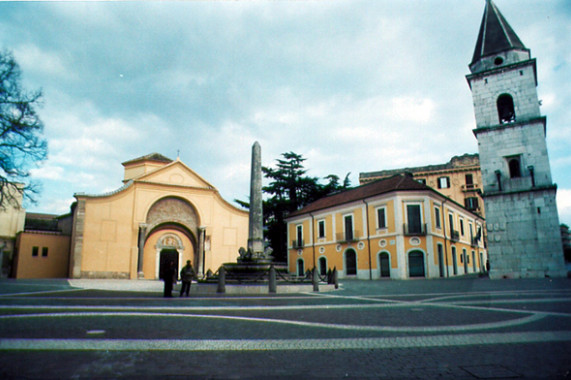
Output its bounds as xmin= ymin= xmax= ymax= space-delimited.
xmin=336 ymin=231 xmax=360 ymax=243
xmin=471 ymin=237 xmax=479 ymax=247
xmin=403 ymin=223 xmax=427 ymax=236
xmin=292 ymin=239 xmax=304 ymax=249
xmin=461 ymin=183 xmax=480 ymax=192
xmin=450 ymin=230 xmax=460 ymax=242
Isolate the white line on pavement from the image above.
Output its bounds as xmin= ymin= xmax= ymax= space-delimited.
xmin=0 ymin=310 xmax=546 ymax=333
xmin=1 ymin=331 xmax=570 ymax=351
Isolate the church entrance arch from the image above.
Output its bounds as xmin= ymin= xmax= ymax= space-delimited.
xmin=141 ymin=197 xmax=201 ymax=279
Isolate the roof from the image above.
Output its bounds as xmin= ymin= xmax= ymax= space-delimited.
xmin=288 ymin=174 xmax=429 ymax=218
xmin=360 ymin=154 xmax=479 ymax=181
xmin=121 ymin=153 xmax=173 ymax=166
xmin=471 ymin=0 xmax=526 ymax=65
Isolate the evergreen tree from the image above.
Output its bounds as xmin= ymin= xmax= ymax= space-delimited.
xmin=261 ymin=152 xmax=350 ymax=262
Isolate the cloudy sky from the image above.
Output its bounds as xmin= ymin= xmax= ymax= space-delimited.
xmin=1 ymin=0 xmax=570 ymax=224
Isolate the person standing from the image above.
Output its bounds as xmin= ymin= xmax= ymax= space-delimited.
xmin=179 ymin=260 xmax=195 ymax=297
xmin=163 ymin=260 xmax=176 ymax=298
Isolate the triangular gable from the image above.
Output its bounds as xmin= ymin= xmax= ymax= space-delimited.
xmin=135 ymin=159 xmax=216 ymax=190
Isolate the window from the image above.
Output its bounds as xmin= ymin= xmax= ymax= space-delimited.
xmin=417 ymin=178 xmax=426 ymax=185
xmin=32 ymin=246 xmax=39 ymax=257
xmin=508 ymin=156 xmax=522 ymax=178
xmin=42 ymin=247 xmax=48 ymax=257
xmin=465 ymin=174 xmax=474 ymax=188
xmin=377 ymin=207 xmax=387 ymax=229
xmin=406 ymin=204 xmax=422 ymax=234
xmin=296 ymin=225 xmax=303 ymax=247
xmin=448 ymin=214 xmax=455 ymax=234
xmin=434 ymin=206 xmax=441 ymax=229
xmin=437 ymin=177 xmax=450 ymax=189
xmin=317 ymin=220 xmax=325 ymax=239
xmin=460 ymin=219 xmax=465 ymax=236
xmin=344 ymin=215 xmax=354 ymax=241
xmin=497 ymin=93 xmax=515 ymax=123
xmin=465 ymin=197 xmax=479 ymax=211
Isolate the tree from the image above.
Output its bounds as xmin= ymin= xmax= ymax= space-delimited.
xmin=261 ymin=152 xmax=350 ymax=262
xmin=0 ymin=50 xmax=47 ymax=208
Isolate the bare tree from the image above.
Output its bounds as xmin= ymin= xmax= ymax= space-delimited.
xmin=0 ymin=50 xmax=47 ymax=208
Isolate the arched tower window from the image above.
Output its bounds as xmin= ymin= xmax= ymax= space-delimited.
xmin=497 ymin=94 xmax=515 ymax=124
xmin=508 ymin=157 xmax=521 ymax=178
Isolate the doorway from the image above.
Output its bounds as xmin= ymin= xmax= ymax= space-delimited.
xmin=379 ymin=252 xmax=390 ymax=278
xmin=345 ymin=249 xmax=357 ymax=276
xmin=408 ymin=251 xmax=425 ymax=278
xmin=159 ymin=249 xmax=179 ymax=280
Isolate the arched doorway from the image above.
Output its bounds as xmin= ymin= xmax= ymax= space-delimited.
xmin=408 ymin=250 xmax=425 ymax=278
xmin=318 ymin=257 xmax=327 ymax=276
xmin=297 ymin=259 xmax=305 ymax=277
xmin=142 ymin=197 xmax=200 ymax=279
xmin=379 ymin=252 xmax=390 ymax=278
xmin=345 ymin=249 xmax=357 ymax=276
xmin=452 ymin=247 xmax=458 ymax=275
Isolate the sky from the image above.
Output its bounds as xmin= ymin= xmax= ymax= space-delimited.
xmin=1 ymin=0 xmax=570 ymax=225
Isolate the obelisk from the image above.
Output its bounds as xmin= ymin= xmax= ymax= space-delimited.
xmin=247 ymin=141 xmax=264 ymax=255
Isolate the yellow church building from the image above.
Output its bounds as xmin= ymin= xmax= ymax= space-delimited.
xmin=286 ymin=174 xmax=487 ymax=280
xmin=70 ymin=153 xmax=249 ymax=280
xmin=10 ymin=153 xmax=249 ymax=279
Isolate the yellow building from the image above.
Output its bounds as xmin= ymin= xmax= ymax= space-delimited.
xmin=69 ymin=153 xmax=249 ymax=280
xmin=0 ymin=185 xmax=26 ymax=277
xmin=287 ymin=174 xmax=487 ymax=280
xmin=360 ymin=154 xmax=484 ymax=217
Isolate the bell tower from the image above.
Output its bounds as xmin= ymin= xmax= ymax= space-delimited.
xmin=466 ymin=0 xmax=566 ymax=278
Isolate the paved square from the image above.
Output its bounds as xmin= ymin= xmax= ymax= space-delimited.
xmin=0 ymin=277 xmax=569 ymax=379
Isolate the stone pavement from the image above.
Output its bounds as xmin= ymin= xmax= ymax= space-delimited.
xmin=0 ymin=277 xmax=569 ymax=379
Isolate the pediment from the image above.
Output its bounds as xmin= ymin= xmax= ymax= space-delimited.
xmin=136 ymin=160 xmax=215 ymax=189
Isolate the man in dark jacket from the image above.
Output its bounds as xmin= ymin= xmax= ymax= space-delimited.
xmin=179 ymin=260 xmax=196 ymax=297
xmin=163 ymin=260 xmax=176 ymax=298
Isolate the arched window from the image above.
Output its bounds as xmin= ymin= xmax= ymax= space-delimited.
xmin=497 ymin=94 xmax=515 ymax=124
xmin=508 ymin=157 xmax=521 ymax=178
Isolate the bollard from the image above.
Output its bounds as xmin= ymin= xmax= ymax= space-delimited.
xmin=333 ymin=267 xmax=339 ymax=289
xmin=312 ymin=268 xmax=319 ymax=292
xmin=269 ymin=265 xmax=277 ymax=294
xmin=217 ymin=267 xmax=226 ymax=294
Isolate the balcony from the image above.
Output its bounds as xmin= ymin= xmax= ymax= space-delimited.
xmin=461 ymin=183 xmax=480 ymax=192
xmin=336 ymin=231 xmax=360 ymax=243
xmin=292 ymin=239 xmax=304 ymax=249
xmin=403 ymin=223 xmax=427 ymax=236
xmin=471 ymin=237 xmax=479 ymax=247
xmin=450 ymin=230 xmax=460 ymax=242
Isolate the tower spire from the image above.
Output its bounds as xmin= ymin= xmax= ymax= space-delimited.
xmin=470 ymin=0 xmax=529 ymax=73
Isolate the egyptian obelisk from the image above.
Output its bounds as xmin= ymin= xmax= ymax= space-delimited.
xmin=247 ymin=141 xmax=264 ymax=255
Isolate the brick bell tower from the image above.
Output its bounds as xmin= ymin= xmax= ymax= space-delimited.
xmin=466 ymin=0 xmax=566 ymax=278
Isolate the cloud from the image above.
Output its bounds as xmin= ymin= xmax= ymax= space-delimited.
xmin=557 ymin=189 xmax=571 ymax=226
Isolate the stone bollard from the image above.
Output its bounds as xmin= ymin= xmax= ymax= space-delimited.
xmin=217 ymin=267 xmax=226 ymax=294
xmin=269 ymin=265 xmax=277 ymax=294
xmin=312 ymin=268 xmax=319 ymax=292
xmin=333 ymin=267 xmax=339 ymax=289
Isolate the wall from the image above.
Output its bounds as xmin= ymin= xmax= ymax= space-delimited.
xmin=14 ymin=232 xmax=71 ymax=279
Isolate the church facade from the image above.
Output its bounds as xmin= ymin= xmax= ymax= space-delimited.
xmin=466 ymin=0 xmax=566 ymax=278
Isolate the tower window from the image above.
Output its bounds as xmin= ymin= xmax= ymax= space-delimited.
xmin=508 ymin=156 xmax=522 ymax=178
xmin=497 ymin=94 xmax=515 ymax=124
xmin=494 ymin=57 xmax=504 ymax=65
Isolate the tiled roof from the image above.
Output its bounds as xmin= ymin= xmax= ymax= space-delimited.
xmin=288 ymin=174 xmax=428 ymax=218
xmin=121 ymin=153 xmax=173 ymax=166
xmin=471 ymin=0 xmax=526 ymax=65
